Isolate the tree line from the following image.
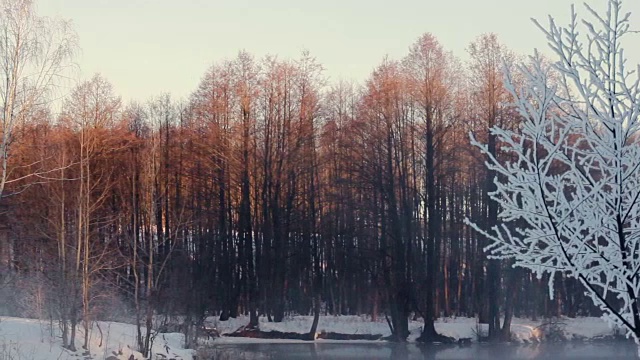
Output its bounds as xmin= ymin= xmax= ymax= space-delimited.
xmin=0 ymin=2 xmax=600 ymax=354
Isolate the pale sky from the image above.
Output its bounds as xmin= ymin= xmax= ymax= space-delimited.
xmin=38 ymin=0 xmax=640 ymax=103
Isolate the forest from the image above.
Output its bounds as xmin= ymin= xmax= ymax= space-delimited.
xmin=0 ymin=1 xmax=606 ymax=353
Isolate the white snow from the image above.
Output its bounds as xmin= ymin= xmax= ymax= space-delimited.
xmin=209 ymin=315 xmax=617 ymax=344
xmin=0 ymin=314 xmax=624 ymax=359
xmin=0 ymin=317 xmax=194 ymax=360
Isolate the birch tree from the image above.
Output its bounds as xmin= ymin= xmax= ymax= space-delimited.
xmin=468 ymin=0 xmax=640 ymax=340
xmin=0 ymin=0 xmax=76 ymax=198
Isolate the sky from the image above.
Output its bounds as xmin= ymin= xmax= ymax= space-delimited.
xmin=38 ymin=0 xmax=640 ymax=103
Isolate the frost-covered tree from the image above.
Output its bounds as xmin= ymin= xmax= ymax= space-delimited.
xmin=468 ymin=0 xmax=640 ymax=340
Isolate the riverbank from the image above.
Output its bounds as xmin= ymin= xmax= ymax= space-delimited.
xmin=0 ymin=315 xmax=628 ymax=359
xmin=0 ymin=317 xmax=194 ymax=360
xmin=209 ymin=315 xmax=622 ymax=344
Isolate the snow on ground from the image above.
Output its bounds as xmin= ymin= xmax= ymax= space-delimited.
xmin=209 ymin=315 xmax=619 ymax=344
xmin=208 ymin=314 xmax=486 ymax=343
xmin=562 ymin=316 xmax=623 ymax=339
xmin=0 ymin=317 xmax=194 ymax=360
xmin=0 ymin=314 xmax=622 ymax=359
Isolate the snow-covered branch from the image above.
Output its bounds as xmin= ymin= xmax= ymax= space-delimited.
xmin=469 ymin=0 xmax=640 ymax=340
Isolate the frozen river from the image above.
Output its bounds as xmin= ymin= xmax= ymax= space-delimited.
xmin=199 ymin=341 xmax=638 ymax=359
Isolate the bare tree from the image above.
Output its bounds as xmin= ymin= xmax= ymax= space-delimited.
xmin=403 ymin=33 xmax=459 ymax=343
xmin=467 ymin=33 xmax=519 ymax=340
xmin=0 ymin=0 xmax=77 ymax=198
xmin=61 ymin=74 xmax=122 ymax=351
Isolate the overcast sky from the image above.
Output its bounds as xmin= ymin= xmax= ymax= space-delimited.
xmin=38 ymin=0 xmax=640 ymax=103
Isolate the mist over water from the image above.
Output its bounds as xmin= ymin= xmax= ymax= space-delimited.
xmin=199 ymin=342 xmax=638 ymax=360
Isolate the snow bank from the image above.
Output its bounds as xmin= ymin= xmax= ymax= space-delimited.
xmin=563 ymin=317 xmax=620 ymax=340
xmin=0 ymin=314 xmax=623 ymax=359
xmin=210 ymin=315 xmax=619 ymax=344
xmin=0 ymin=317 xmax=194 ymax=360
xmin=209 ymin=315 xmax=488 ymax=343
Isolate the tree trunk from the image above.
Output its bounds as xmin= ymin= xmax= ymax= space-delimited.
xmin=309 ymin=294 xmax=321 ymax=339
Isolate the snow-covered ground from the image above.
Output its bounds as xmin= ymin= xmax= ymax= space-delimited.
xmin=0 ymin=315 xmax=624 ymax=359
xmin=209 ymin=315 xmax=620 ymax=344
xmin=0 ymin=317 xmax=194 ymax=360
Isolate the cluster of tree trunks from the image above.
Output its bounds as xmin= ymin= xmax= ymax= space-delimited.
xmin=0 ymin=34 xmax=600 ymax=351
xmin=226 ymin=328 xmax=383 ymax=341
